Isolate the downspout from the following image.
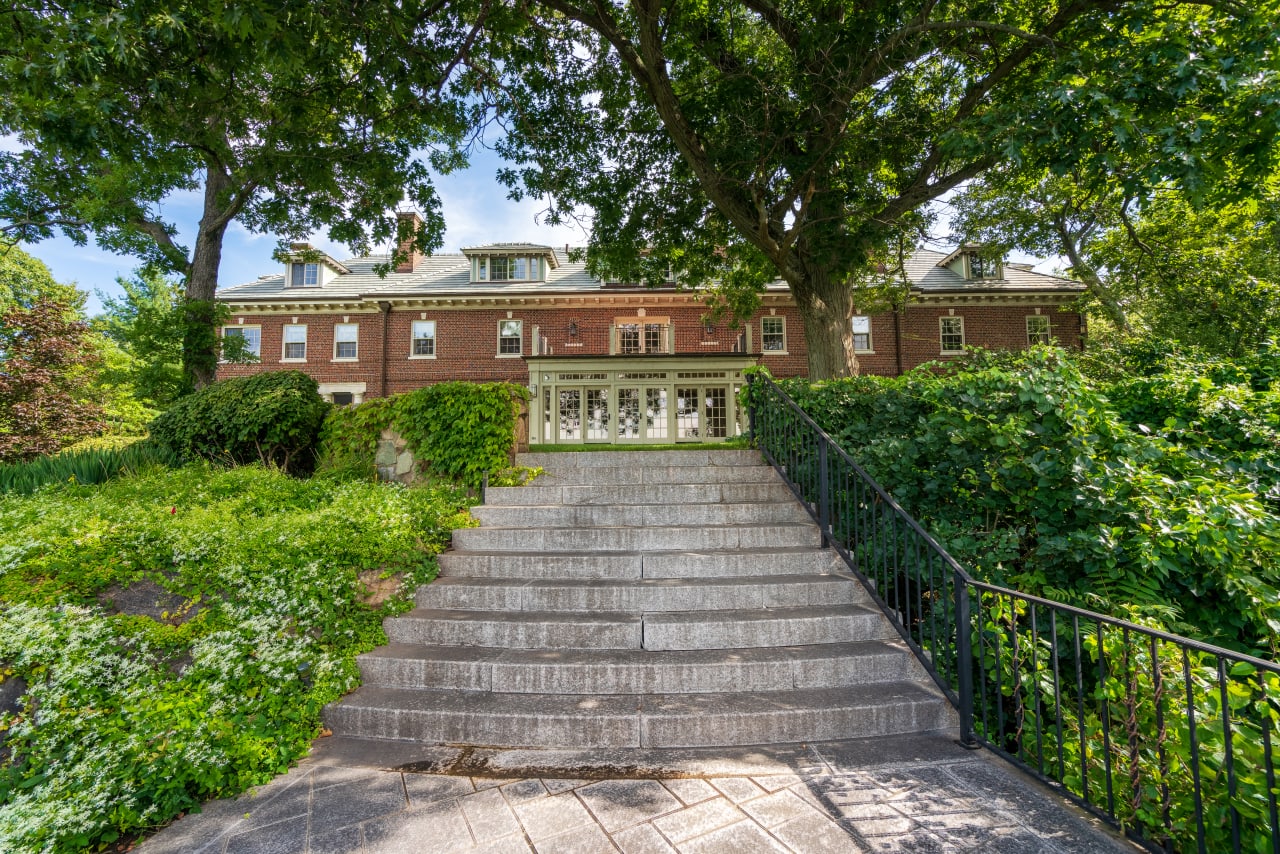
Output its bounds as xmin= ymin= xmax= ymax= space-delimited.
xmin=378 ymin=301 xmax=392 ymax=397
xmin=893 ymin=305 xmax=905 ymax=376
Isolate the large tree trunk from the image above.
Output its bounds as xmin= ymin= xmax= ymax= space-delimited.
xmin=183 ymin=169 xmax=232 ymax=389
xmin=789 ymin=264 xmax=859 ymax=380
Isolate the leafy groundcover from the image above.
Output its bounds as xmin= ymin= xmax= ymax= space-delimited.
xmin=0 ymin=463 xmax=473 ymax=852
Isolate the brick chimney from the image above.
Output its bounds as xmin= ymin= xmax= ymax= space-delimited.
xmin=395 ymin=212 xmax=424 ymax=273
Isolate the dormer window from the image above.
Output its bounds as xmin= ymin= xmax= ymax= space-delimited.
xmin=968 ymin=254 xmax=1001 ymax=280
xmin=290 ymin=262 xmax=320 ymax=287
xmin=464 ymin=243 xmax=558 ymax=283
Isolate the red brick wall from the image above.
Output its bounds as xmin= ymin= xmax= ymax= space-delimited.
xmin=217 ymin=301 xmax=1083 ymax=393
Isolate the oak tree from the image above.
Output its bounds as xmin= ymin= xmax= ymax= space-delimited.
xmin=0 ymin=0 xmax=482 ymax=386
xmin=479 ymin=0 xmax=1279 ymax=377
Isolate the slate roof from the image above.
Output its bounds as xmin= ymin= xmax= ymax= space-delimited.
xmin=217 ymin=245 xmax=1081 ymax=301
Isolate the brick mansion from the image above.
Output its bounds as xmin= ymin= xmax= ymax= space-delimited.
xmin=215 ymin=214 xmax=1084 ymax=445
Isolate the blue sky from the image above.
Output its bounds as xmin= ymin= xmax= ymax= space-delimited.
xmin=19 ymin=146 xmax=591 ymax=316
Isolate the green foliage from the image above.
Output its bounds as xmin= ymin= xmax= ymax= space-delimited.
xmin=0 ymin=441 xmax=177 ymax=496
xmin=0 ymin=245 xmax=83 ymax=314
xmin=318 ymin=382 xmax=529 ymax=486
xmin=762 ymin=348 xmax=1280 ymax=655
xmin=0 ymin=464 xmax=474 ymax=852
xmin=148 ymin=372 xmax=328 ymax=473
xmin=483 ymin=0 xmax=1277 ymax=376
xmin=95 ymin=269 xmax=189 ymax=407
xmin=0 ymin=0 xmax=479 ymax=384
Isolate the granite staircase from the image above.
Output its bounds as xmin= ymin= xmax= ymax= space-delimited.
xmin=325 ymin=450 xmax=955 ymax=749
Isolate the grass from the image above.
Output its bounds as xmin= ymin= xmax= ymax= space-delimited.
xmin=527 ymin=437 xmax=752 ymax=452
xmin=0 ymin=464 xmax=474 ymax=853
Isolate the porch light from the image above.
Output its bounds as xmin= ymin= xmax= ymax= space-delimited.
xmin=568 ymin=321 xmax=579 ymax=338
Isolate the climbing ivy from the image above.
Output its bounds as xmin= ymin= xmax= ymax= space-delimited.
xmin=317 ymin=382 xmax=529 ymax=487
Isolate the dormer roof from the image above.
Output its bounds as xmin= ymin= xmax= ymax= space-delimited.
xmin=461 ymin=243 xmax=560 ymax=269
xmin=285 ymin=243 xmax=352 ymax=275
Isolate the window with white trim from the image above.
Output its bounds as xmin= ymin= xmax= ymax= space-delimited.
xmin=851 ymin=316 xmax=872 ymax=352
xmin=411 ymin=320 xmax=436 ymax=357
xmin=476 ymin=256 xmax=542 ymax=282
xmin=762 ymin=316 xmax=786 ymax=352
xmin=283 ymin=325 xmax=307 ymax=360
xmin=333 ymin=323 xmax=358 ymax=360
xmin=222 ymin=325 xmax=261 ymax=359
xmin=289 ymin=263 xmax=320 ymax=287
xmin=498 ymin=319 xmax=523 ymax=355
xmin=940 ymin=317 xmax=965 ymax=354
xmin=1027 ymin=315 xmax=1051 ymax=345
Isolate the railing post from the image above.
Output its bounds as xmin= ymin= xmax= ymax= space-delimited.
xmin=746 ymin=374 xmax=756 ymax=444
xmin=817 ymin=440 xmax=830 ymax=545
xmin=956 ymin=573 xmax=979 ymax=748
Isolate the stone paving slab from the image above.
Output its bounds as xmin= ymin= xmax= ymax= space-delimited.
xmin=140 ymin=734 xmax=1138 ymax=854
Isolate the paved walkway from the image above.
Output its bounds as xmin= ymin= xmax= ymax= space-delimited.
xmin=140 ymin=734 xmax=1135 ymax=853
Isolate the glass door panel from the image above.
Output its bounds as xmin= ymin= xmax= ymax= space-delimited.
xmin=558 ymin=389 xmax=581 ymax=441
xmin=585 ymin=388 xmax=611 ymax=441
xmin=676 ymin=387 xmax=700 ymax=438
xmin=703 ymin=387 xmax=728 ymax=438
xmin=616 ymin=387 xmax=642 ymax=440
xmin=645 ymin=388 xmax=669 ymax=440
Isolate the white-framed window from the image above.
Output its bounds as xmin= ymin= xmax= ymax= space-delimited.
xmin=851 ymin=316 xmax=872 ymax=352
xmin=333 ymin=323 xmax=358 ymax=360
xmin=282 ymin=324 xmax=307 ymax=360
xmin=411 ymin=320 xmax=436 ymax=357
xmin=290 ymin=262 xmax=320 ymax=287
xmin=762 ymin=316 xmax=786 ymax=352
xmin=477 ymin=256 xmax=540 ymax=282
xmin=221 ymin=325 xmax=261 ymax=359
xmin=615 ymin=320 xmax=668 ymax=354
xmin=1027 ymin=315 xmax=1052 ymax=345
xmin=940 ymin=317 xmax=965 ymax=354
xmin=498 ymin=319 xmax=523 ymax=355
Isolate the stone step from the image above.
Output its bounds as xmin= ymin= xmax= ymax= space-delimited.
xmin=451 ymin=523 xmax=820 ymax=553
xmin=385 ymin=604 xmax=889 ymax=651
xmin=436 ymin=547 xmax=840 ymax=580
xmin=357 ymin=640 xmax=919 ymax=694
xmin=416 ymin=574 xmax=865 ymax=612
xmin=471 ymin=500 xmax=811 ymax=529
xmin=643 ymin=604 xmax=892 ymax=650
xmin=484 ymin=481 xmax=796 ymax=507
xmin=523 ymin=465 xmax=781 ymax=486
xmin=385 ymin=609 xmax=641 ymax=650
xmin=323 ymin=682 xmax=954 ymax=748
xmin=519 ymin=450 xmax=764 ymax=469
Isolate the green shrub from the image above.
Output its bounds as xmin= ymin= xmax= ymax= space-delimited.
xmin=0 ymin=441 xmax=178 ymax=495
xmin=0 ymin=464 xmax=474 ymax=852
xmin=318 ymin=381 xmax=528 ymax=486
xmin=148 ymin=371 xmax=328 ymax=473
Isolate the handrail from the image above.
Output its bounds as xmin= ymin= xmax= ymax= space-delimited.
xmin=746 ymin=371 xmax=1280 ymax=854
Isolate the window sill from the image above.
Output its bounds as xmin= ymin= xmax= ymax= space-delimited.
xmin=496 ymin=353 xmax=524 ymax=359
xmin=408 ymin=354 xmax=437 ymax=360
xmin=855 ymin=350 xmax=874 ymax=355
xmin=761 ymin=349 xmax=789 ymax=356
xmin=940 ymin=350 xmax=965 ymax=356
xmin=331 ymin=358 xmax=359 ymax=363
xmin=281 ymin=358 xmax=307 ymax=363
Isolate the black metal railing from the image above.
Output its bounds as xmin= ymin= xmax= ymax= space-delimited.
xmin=746 ymin=372 xmax=1280 ymax=854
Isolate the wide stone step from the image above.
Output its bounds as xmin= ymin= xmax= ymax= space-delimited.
xmin=642 ymin=604 xmax=891 ymax=650
xmin=323 ymin=683 xmax=954 ymax=748
xmin=523 ymin=464 xmax=781 ymax=486
xmin=519 ymin=450 xmax=765 ymax=468
xmin=386 ymin=604 xmax=889 ymax=651
xmin=471 ymin=500 xmax=810 ymax=528
xmin=386 ymin=609 xmax=641 ymax=649
xmin=484 ymin=481 xmax=796 ymax=507
xmin=436 ymin=547 xmax=840 ymax=580
xmin=416 ymin=574 xmax=864 ymax=612
xmin=357 ymin=640 xmax=919 ymax=694
xmin=451 ymin=523 xmax=820 ymax=553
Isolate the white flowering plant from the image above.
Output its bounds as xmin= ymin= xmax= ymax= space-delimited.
xmin=0 ymin=463 xmax=474 ymax=852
